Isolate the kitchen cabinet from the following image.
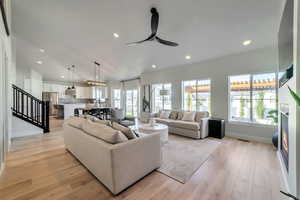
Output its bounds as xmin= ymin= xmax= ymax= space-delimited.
xmin=43 ymin=83 xmax=105 ymax=99
xmin=76 ymin=87 xmax=93 ymax=99
xmin=43 ymin=83 xmax=67 ymax=98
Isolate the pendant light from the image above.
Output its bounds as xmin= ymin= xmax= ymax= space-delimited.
xmin=67 ymin=67 xmax=71 ymax=90
xmin=86 ymin=61 xmax=106 ymax=86
xmin=71 ymin=65 xmax=75 ymax=89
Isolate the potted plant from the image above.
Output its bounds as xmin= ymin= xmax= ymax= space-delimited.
xmin=288 ymin=86 xmax=300 ymax=106
xmin=267 ymin=109 xmax=278 ymax=148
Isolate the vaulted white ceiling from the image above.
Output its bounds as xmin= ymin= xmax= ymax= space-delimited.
xmin=12 ymin=0 xmax=283 ymax=82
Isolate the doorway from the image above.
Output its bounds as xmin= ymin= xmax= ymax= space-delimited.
xmin=125 ymin=89 xmax=138 ymax=117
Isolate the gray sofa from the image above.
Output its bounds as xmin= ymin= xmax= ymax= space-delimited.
xmin=152 ymin=111 xmax=210 ymax=139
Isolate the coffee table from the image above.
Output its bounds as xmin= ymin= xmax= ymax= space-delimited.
xmin=131 ymin=123 xmax=168 ymax=144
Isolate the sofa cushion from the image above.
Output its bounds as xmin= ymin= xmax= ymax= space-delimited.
xmin=194 ymin=111 xmax=209 ymax=122
xmin=177 ymin=111 xmax=184 ymax=120
xmin=169 ymin=111 xmax=178 ymax=120
xmin=67 ymin=117 xmax=86 ymax=129
xmin=79 ymin=115 xmax=112 ymax=126
xmin=112 ymin=122 xmax=137 ymax=139
xmin=159 ymin=111 xmax=170 ymax=119
xmin=154 ymin=110 xmax=162 ymax=118
xmin=80 ymin=114 xmax=97 ymax=120
xmin=93 ymin=119 xmax=112 ymax=126
xmin=82 ymin=120 xmax=128 ymax=144
xmin=154 ymin=118 xmax=170 ymax=125
xmin=168 ymin=120 xmax=200 ymax=131
xmin=182 ymin=111 xmax=196 ymax=122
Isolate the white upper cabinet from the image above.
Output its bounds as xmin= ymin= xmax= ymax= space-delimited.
xmin=76 ymin=87 xmax=93 ymax=99
xmin=43 ymin=83 xmax=97 ymax=99
xmin=42 ymin=83 xmax=67 ymax=98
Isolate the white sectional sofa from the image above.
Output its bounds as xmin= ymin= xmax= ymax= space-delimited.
xmin=152 ymin=111 xmax=210 ymax=139
xmin=63 ymin=118 xmax=161 ymax=195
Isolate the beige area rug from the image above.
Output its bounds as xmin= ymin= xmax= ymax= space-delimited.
xmin=157 ymin=135 xmax=221 ymax=183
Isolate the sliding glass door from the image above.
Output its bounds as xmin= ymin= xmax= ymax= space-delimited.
xmin=125 ymin=89 xmax=138 ymax=117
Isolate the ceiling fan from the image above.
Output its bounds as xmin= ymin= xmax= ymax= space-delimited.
xmin=127 ymin=8 xmax=179 ymax=47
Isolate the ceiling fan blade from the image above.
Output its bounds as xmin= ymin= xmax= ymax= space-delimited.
xmin=126 ymin=33 xmax=155 ymax=46
xmin=151 ymin=8 xmax=159 ymax=35
xmin=155 ymin=36 xmax=179 ymax=47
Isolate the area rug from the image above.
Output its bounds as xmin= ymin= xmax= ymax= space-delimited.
xmin=157 ymin=135 xmax=221 ymax=183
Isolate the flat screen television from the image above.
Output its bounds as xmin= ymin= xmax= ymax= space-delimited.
xmin=278 ymin=0 xmax=294 ymax=87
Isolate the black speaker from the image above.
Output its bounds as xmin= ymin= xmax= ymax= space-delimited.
xmin=208 ymin=118 xmax=225 ymax=139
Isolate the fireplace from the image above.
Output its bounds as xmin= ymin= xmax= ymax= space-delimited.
xmin=280 ymin=112 xmax=289 ymax=171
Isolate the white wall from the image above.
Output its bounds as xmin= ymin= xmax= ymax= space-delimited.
xmin=295 ymin=1 xmax=300 ymax=197
xmin=11 ymin=117 xmax=43 ymax=138
xmin=0 ymin=0 xmax=14 ymax=174
xmin=30 ymin=69 xmax=43 ymax=99
xmin=16 ymin=67 xmax=43 ymax=99
xmin=12 ymin=54 xmax=43 ymax=139
xmin=277 ymin=0 xmax=300 ymax=196
xmin=141 ymin=46 xmax=278 ymax=143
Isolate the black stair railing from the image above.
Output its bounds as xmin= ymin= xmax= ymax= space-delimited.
xmin=12 ymin=84 xmax=50 ymax=133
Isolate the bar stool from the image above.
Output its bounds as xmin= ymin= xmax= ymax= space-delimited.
xmin=74 ymin=108 xmax=79 ymax=117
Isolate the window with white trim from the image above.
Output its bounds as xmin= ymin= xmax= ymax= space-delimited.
xmin=125 ymin=89 xmax=138 ymax=117
xmin=152 ymin=83 xmax=172 ymax=112
xmin=112 ymin=89 xmax=121 ymax=109
xmin=182 ymin=79 xmax=211 ymax=112
xmin=229 ymin=73 xmax=277 ymax=125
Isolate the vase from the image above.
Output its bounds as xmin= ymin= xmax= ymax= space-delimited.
xmin=272 ymin=131 xmax=278 ymax=148
xmin=149 ymin=118 xmax=155 ymax=127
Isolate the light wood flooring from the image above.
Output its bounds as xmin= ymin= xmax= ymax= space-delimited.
xmin=0 ymin=119 xmax=288 ymax=200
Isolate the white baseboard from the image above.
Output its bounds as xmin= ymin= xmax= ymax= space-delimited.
xmin=227 ymin=132 xmax=272 ymax=143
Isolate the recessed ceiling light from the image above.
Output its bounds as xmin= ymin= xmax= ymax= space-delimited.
xmin=61 ymin=76 xmax=65 ymax=78
xmin=152 ymin=64 xmax=157 ymax=68
xmin=40 ymin=49 xmax=45 ymax=53
xmin=36 ymin=61 xmax=43 ymax=65
xmin=243 ymin=40 xmax=252 ymax=46
xmin=185 ymin=55 xmax=191 ymax=60
xmin=113 ymin=33 xmax=119 ymax=38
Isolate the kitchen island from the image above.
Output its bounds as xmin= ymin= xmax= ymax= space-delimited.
xmin=59 ymin=104 xmax=86 ymax=120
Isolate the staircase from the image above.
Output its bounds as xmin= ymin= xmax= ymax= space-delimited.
xmin=12 ymin=84 xmax=50 ymax=133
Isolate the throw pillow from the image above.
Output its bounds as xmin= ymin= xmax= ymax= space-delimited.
xmin=160 ymin=111 xmax=170 ymax=119
xmin=195 ymin=111 xmax=209 ymax=122
xmin=169 ymin=111 xmax=178 ymax=120
xmin=177 ymin=111 xmax=184 ymax=120
xmin=182 ymin=111 xmax=196 ymax=122
xmin=82 ymin=120 xmax=128 ymax=144
xmin=112 ymin=122 xmax=137 ymax=139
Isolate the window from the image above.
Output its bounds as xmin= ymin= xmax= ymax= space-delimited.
xmin=92 ymin=86 xmax=105 ymax=101
xmin=112 ymin=89 xmax=121 ymax=109
xmin=152 ymin=83 xmax=172 ymax=112
xmin=182 ymin=79 xmax=211 ymax=112
xmin=229 ymin=73 xmax=276 ymax=125
xmin=125 ymin=89 xmax=138 ymax=117
xmin=93 ymin=87 xmax=102 ymax=100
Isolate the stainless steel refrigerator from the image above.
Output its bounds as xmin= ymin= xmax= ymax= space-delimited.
xmin=42 ymin=92 xmax=59 ymax=116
